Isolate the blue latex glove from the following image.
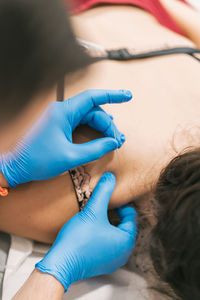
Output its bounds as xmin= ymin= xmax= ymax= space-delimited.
xmin=0 ymin=89 xmax=132 ymax=187
xmin=36 ymin=172 xmax=137 ymax=292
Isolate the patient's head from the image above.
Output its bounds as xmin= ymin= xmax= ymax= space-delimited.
xmin=150 ymin=148 xmax=200 ymax=300
xmin=0 ymin=0 xmax=91 ymax=123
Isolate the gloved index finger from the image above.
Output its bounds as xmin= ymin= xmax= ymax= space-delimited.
xmin=117 ymin=206 xmax=137 ymax=237
xmin=85 ymin=172 xmax=116 ymax=219
xmin=80 ymin=106 xmax=124 ymax=148
xmin=66 ymin=89 xmax=132 ymax=128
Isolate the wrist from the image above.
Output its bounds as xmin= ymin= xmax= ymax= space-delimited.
xmin=12 ymin=269 xmax=65 ymax=300
xmin=0 ymin=153 xmax=19 ymax=188
xmin=36 ymin=261 xmax=71 ymax=292
xmin=34 ymin=269 xmax=65 ymax=294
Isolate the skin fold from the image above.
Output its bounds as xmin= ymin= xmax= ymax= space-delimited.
xmin=0 ymin=4 xmax=200 ymax=243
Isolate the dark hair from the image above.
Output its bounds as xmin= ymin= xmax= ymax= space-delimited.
xmin=150 ymin=148 xmax=200 ymax=300
xmin=0 ymin=0 xmax=92 ymax=121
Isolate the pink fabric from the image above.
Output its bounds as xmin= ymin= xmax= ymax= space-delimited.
xmin=65 ymin=0 xmax=188 ymax=36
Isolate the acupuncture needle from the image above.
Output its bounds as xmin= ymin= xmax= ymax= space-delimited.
xmin=114 ymin=127 xmax=122 ymax=170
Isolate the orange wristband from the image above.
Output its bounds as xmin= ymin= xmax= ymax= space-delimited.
xmin=0 ymin=186 xmax=9 ymax=197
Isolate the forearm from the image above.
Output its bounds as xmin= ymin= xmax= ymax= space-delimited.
xmin=0 ymin=173 xmax=79 ymax=243
xmin=160 ymin=0 xmax=200 ymax=47
xmin=0 ymin=126 xmax=131 ymax=243
xmin=12 ymin=269 xmax=65 ymax=300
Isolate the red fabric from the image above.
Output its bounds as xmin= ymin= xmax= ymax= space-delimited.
xmin=65 ymin=0 xmax=188 ymax=36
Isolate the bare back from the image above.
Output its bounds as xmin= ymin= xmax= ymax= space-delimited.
xmin=67 ymin=5 xmax=200 ymax=206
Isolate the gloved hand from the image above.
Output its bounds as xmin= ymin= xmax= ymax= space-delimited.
xmin=0 ymin=89 xmax=132 ymax=187
xmin=36 ymin=172 xmax=137 ymax=292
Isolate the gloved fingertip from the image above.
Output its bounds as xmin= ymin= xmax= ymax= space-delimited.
xmin=101 ymin=172 xmax=116 ymax=184
xmin=120 ymin=134 xmax=126 ymax=144
xmin=112 ymin=129 xmax=123 ymax=149
xmin=119 ymin=90 xmax=132 ymax=101
xmin=116 ymin=140 xmax=122 ymax=149
xmin=104 ymin=138 xmax=118 ymax=152
xmin=126 ymin=206 xmax=137 ymax=216
xmin=98 ymin=173 xmax=116 ymax=195
xmin=117 ymin=205 xmax=138 ymax=218
xmin=115 ymin=134 xmax=125 ymax=149
xmin=89 ymin=172 xmax=116 ymax=213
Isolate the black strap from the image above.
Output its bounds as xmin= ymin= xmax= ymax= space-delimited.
xmin=94 ymin=47 xmax=200 ymax=63
xmin=57 ymin=46 xmax=200 ymax=100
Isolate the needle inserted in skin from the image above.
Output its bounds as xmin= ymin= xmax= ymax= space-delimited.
xmin=114 ymin=128 xmax=122 ymax=171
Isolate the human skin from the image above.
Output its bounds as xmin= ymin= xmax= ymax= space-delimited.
xmin=160 ymin=0 xmax=200 ymax=47
xmin=12 ymin=269 xmax=64 ymax=300
xmin=0 ymin=5 xmax=200 ymax=243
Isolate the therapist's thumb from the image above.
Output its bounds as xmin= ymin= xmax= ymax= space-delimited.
xmin=85 ymin=172 xmax=116 ymax=219
xmin=117 ymin=206 xmax=137 ymax=238
xmin=72 ymin=138 xmax=118 ymax=166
